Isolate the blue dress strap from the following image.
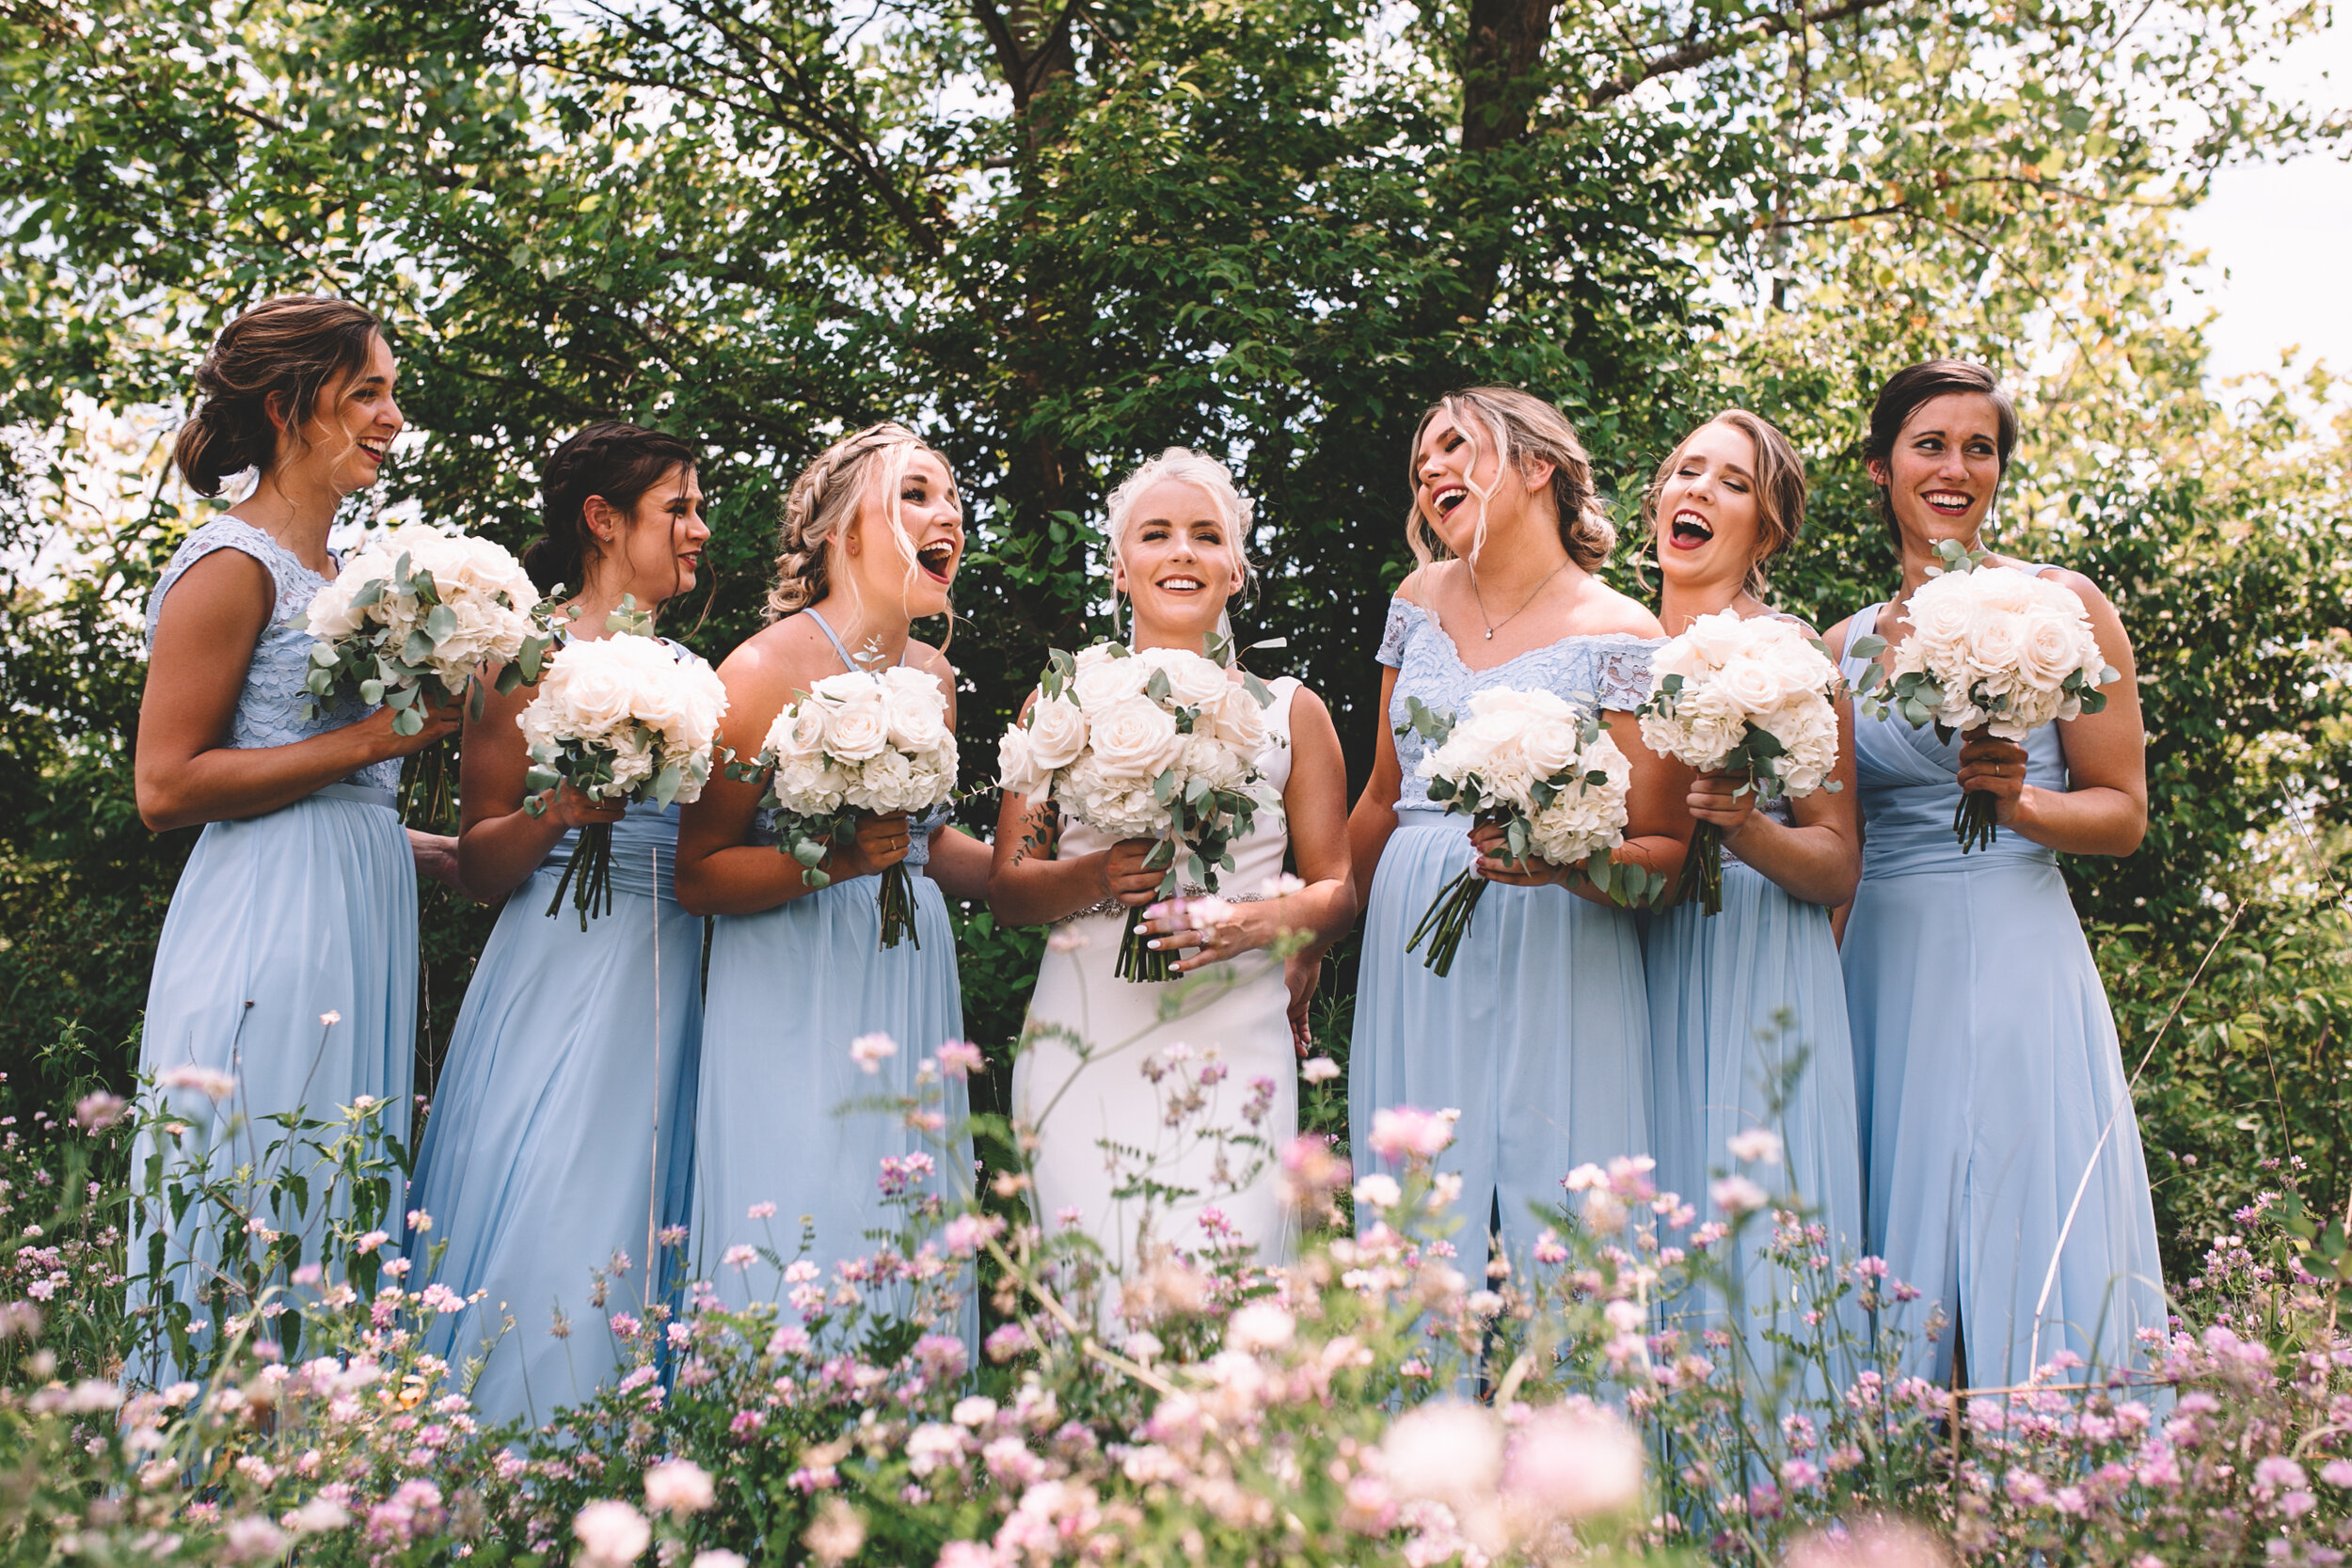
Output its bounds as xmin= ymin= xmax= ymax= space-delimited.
xmin=1840 ymin=602 xmax=1884 ymax=661
xmin=800 ymin=608 xmax=912 ymax=673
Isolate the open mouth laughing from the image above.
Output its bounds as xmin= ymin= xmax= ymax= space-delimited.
xmin=356 ymin=437 xmax=389 ymax=467
xmin=916 ymin=538 xmax=957 ymax=584
xmin=1430 ymin=484 xmax=1469 ymax=520
xmin=1667 ymin=507 xmax=1713 ymax=550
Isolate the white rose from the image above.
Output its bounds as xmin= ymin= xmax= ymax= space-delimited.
xmin=549 ymin=652 xmax=637 ymax=738
xmin=882 ymin=681 xmax=949 ymax=752
xmin=2018 ymin=605 xmax=2095 ymax=691
xmin=1679 ymin=609 xmax=1753 ymax=671
xmin=847 ymin=747 xmax=919 ymax=813
xmin=1087 ymin=696 xmax=1184 ymax=779
xmin=1963 ymin=607 xmax=2028 ymax=683
xmin=1176 ymin=733 xmax=1248 ymax=794
xmin=1139 ymin=648 xmax=1228 ymax=710
xmin=775 ymin=699 xmax=828 ymax=763
xmin=1203 ymin=682 xmax=1270 ymax=755
xmin=821 ymin=688 xmax=891 ymax=762
xmin=1025 ymin=696 xmax=1089 ymax=770
xmin=1518 ymin=716 xmax=1581 ymax=778
xmin=1073 ymin=652 xmax=1151 ymax=712
xmin=1714 ymin=655 xmax=1788 ymax=716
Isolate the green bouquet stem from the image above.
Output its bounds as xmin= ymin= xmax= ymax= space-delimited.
xmin=1406 ymin=865 xmax=1488 ymax=978
xmin=1955 ymin=788 xmax=2000 ymax=853
xmin=1681 ymin=818 xmax=1725 ymax=917
xmin=1114 ymin=900 xmax=1177 ymax=983
xmin=877 ymin=862 xmax=922 ymax=951
xmin=546 ymin=820 xmax=616 ymax=929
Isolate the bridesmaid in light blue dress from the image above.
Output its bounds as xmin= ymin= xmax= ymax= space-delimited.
xmin=409 ymin=423 xmax=712 ymax=1428
xmin=676 ymin=424 xmax=993 ymax=1321
xmin=131 ymin=300 xmax=462 ymax=1383
xmin=1637 ymin=411 xmax=1867 ymax=1393
xmin=1828 ymin=360 xmax=2166 ymax=1389
xmin=1345 ymin=388 xmax=1693 ymax=1287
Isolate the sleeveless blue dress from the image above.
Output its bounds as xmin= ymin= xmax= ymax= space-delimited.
xmin=133 ymin=518 xmax=414 ymax=1383
xmin=1350 ymin=597 xmax=1658 ymax=1281
xmin=409 ymin=641 xmax=708 ymax=1431
xmin=1646 ymin=787 xmax=1867 ymax=1389
xmin=691 ymin=612 xmax=972 ymax=1324
xmin=1839 ymin=587 xmax=2168 ymax=1387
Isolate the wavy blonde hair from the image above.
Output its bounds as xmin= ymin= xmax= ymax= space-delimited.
xmin=1639 ymin=409 xmax=1808 ymax=600
xmin=766 ymin=421 xmax=961 ymax=623
xmin=1104 ymin=447 xmax=1260 ymax=595
xmin=1405 ymin=388 xmax=1614 ymax=571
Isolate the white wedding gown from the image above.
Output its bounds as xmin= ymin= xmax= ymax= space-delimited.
xmin=1012 ymin=677 xmax=1302 ymax=1274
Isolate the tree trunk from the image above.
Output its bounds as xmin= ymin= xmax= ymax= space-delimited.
xmin=1461 ymin=0 xmax=1557 ymax=151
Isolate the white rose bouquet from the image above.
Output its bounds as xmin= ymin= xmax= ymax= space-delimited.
xmin=745 ymin=665 xmax=959 ymax=950
xmin=995 ymin=642 xmax=1278 ymax=982
xmin=516 ymin=627 xmax=729 ymax=927
xmin=304 ymin=523 xmax=552 ymax=731
xmin=1867 ymin=542 xmax=2117 ymax=851
xmin=1636 ymin=610 xmax=1846 ymax=915
xmin=1396 ymin=687 xmax=1659 ymax=977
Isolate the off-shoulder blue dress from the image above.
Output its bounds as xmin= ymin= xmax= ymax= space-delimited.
xmin=410 ymin=641 xmax=708 ymax=1430
xmin=1646 ymin=786 xmax=1867 ymax=1388
xmin=1350 ymin=597 xmax=1658 ymax=1281
xmin=1839 ymin=587 xmax=2168 ymax=1387
xmin=132 ymin=518 xmax=415 ymax=1383
xmin=691 ymin=611 xmax=972 ymax=1326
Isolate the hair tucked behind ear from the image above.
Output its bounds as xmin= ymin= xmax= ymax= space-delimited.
xmin=525 ymin=422 xmax=700 ymax=596
xmin=1640 ymin=410 xmax=1809 ymax=599
xmin=767 ymin=422 xmax=957 ymax=621
xmin=1405 ymin=388 xmax=1614 ymax=571
xmin=172 ymin=296 xmax=382 ymax=498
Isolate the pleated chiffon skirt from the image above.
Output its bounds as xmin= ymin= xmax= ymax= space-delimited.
xmin=131 ymin=787 xmax=418 ymax=1385
xmin=692 ymin=870 xmax=972 ymax=1321
xmin=1842 ymin=854 xmax=2169 ymax=1388
xmin=1349 ymin=813 xmax=1652 ymax=1282
xmin=1646 ymin=859 xmax=1867 ymax=1390
xmin=410 ymin=812 xmax=704 ymax=1430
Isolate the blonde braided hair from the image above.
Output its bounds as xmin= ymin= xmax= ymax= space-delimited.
xmin=765 ymin=422 xmax=960 ymax=621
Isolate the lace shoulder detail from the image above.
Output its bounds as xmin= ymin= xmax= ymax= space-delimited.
xmin=1587 ymin=636 xmax=1657 ymax=712
xmin=1375 ymin=596 xmax=1411 ymax=667
xmin=145 ymin=518 xmax=322 ymax=652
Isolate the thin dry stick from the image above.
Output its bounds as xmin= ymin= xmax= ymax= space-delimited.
xmin=2025 ymin=901 xmax=2245 ymax=1374
xmin=644 ymin=840 xmax=662 ymax=1317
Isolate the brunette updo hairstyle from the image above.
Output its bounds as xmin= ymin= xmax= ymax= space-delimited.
xmin=1640 ymin=410 xmax=1809 ymax=598
xmin=171 ymin=296 xmax=383 ymax=498
xmin=766 ymin=422 xmax=958 ymax=620
xmin=1863 ymin=359 xmax=2019 ymax=546
xmin=1406 ymin=388 xmax=1615 ymax=571
xmin=522 ymin=422 xmax=700 ymax=596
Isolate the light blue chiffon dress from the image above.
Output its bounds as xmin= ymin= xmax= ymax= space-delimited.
xmin=1839 ymin=587 xmax=2168 ymax=1387
xmin=1350 ymin=597 xmax=1658 ymax=1282
xmin=132 ymin=518 xmax=415 ymax=1384
xmin=691 ymin=610 xmax=972 ymax=1324
xmin=411 ymin=680 xmax=707 ymax=1428
xmin=1646 ymin=788 xmax=1867 ymax=1389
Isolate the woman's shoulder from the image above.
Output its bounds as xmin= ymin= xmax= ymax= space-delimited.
xmin=1566 ymin=578 xmax=1663 ymax=641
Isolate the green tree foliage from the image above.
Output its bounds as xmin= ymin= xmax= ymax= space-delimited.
xmin=0 ymin=0 xmax=2344 ymax=1258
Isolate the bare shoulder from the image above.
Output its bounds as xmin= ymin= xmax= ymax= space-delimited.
xmin=715 ymin=619 xmax=821 ymax=696
xmin=1394 ymin=562 xmax=1448 ymax=608
xmin=2039 ymin=565 xmax=2117 ymax=614
xmin=908 ymin=638 xmax=957 ymax=685
xmin=1818 ymin=612 xmax=1855 ymax=655
xmin=1573 ymin=578 xmax=1664 ymax=639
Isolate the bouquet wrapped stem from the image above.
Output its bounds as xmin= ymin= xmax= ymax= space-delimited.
xmin=1680 ymin=817 xmax=1727 ymax=918
xmin=1405 ymin=863 xmax=1487 ymax=980
xmin=548 ymin=821 xmax=617 ymax=927
xmin=878 ymin=861 xmax=920 ymax=951
xmin=1955 ymin=784 xmax=2000 ymax=854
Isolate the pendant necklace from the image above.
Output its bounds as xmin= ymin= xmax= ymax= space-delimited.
xmin=1470 ymin=558 xmax=1569 ymax=641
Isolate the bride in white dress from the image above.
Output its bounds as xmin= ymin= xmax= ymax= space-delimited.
xmin=990 ymin=449 xmax=1356 ymax=1275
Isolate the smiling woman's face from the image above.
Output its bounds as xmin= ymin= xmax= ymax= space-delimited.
xmin=1873 ymin=390 xmax=2006 ymax=551
xmin=843 ymin=449 xmax=963 ymax=620
xmin=286 ymin=330 xmax=402 ymax=499
xmin=1412 ymin=413 xmax=1506 ymax=558
xmin=1651 ymin=419 xmax=1762 ymax=598
xmin=1115 ymin=478 xmax=1243 ymax=641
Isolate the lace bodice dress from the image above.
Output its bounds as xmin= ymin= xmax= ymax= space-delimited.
xmin=132 ymin=517 xmax=418 ymax=1386
xmin=1350 ymin=595 xmax=1659 ymax=1291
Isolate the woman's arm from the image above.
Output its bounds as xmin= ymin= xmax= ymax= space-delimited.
xmin=673 ymin=634 xmax=905 ymax=918
xmin=1686 ymin=695 xmax=1863 ymax=910
xmin=1953 ymin=571 xmax=2148 ymax=859
xmin=984 ymin=791 xmax=1163 ymax=927
xmin=454 ymin=672 xmax=625 ymax=904
xmin=1473 ymin=710 xmax=1696 ymax=906
xmin=1343 ymin=665 xmax=1406 ymax=907
xmin=1148 ymin=686 xmax=1359 ymax=973
xmin=135 ymin=548 xmax=459 ymax=832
